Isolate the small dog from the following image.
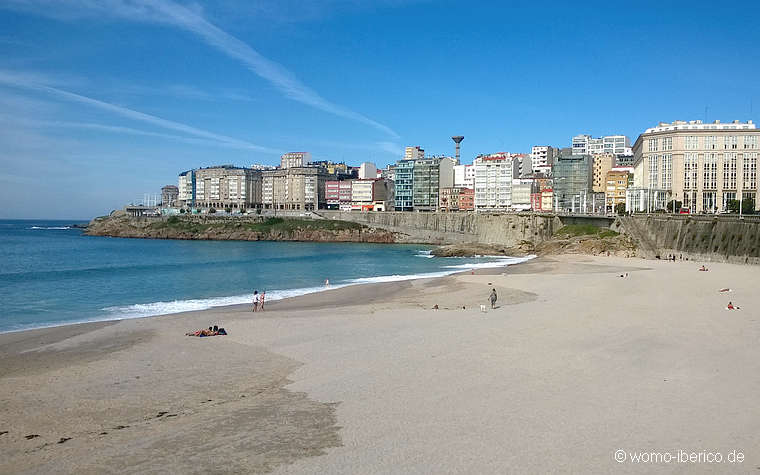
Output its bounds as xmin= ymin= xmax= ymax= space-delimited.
xmin=480 ymin=304 xmax=487 ymax=313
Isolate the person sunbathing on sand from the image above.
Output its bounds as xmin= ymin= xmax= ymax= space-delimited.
xmin=727 ymin=301 xmax=740 ymax=310
xmin=699 ymin=265 xmax=709 ymax=271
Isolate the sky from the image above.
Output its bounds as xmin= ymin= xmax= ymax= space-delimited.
xmin=1 ymin=0 xmax=760 ymax=219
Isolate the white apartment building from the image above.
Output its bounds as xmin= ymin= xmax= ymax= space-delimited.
xmin=572 ymin=134 xmax=632 ymax=156
xmin=530 ymin=146 xmax=556 ymax=175
xmin=453 ymin=164 xmax=475 ymax=188
xmin=280 ymin=152 xmax=312 ymax=169
xmin=474 ymin=153 xmax=514 ymax=211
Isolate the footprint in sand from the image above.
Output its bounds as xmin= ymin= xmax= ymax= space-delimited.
xmin=113 ymin=425 xmax=129 ymax=430
xmin=0 ymin=431 xmax=8 ymax=436
xmin=58 ymin=437 xmax=71 ymax=444
xmin=25 ymin=434 xmax=40 ymax=440
xmin=155 ymin=411 xmax=168 ymax=418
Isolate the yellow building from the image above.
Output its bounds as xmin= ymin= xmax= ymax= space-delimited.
xmin=592 ymin=153 xmax=615 ymax=193
xmin=605 ymin=168 xmax=632 ymax=211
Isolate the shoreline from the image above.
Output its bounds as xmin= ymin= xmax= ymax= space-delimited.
xmin=1 ymin=253 xmax=535 ymax=336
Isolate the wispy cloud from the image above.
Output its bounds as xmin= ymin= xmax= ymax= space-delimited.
xmin=0 ymin=114 xmax=271 ymax=151
xmin=0 ymin=69 xmax=281 ymax=154
xmin=112 ymin=82 xmax=256 ymax=102
xmin=2 ymin=0 xmax=399 ymax=138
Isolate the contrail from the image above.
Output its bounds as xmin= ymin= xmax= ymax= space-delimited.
xmin=0 ymin=70 xmax=280 ymax=153
xmin=144 ymin=0 xmax=399 ymax=138
xmin=1 ymin=0 xmax=399 ymax=138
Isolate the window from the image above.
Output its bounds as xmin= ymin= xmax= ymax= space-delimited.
xmin=703 ymin=153 xmax=717 ymax=189
xmin=702 ymin=191 xmax=716 ymax=212
xmin=685 ymin=136 xmax=699 ymax=150
xmin=663 ymin=137 xmax=673 ymax=151
xmin=705 ymin=136 xmax=717 ymax=150
xmin=648 ymin=155 xmax=659 ymax=187
xmin=725 ymin=136 xmax=738 ymax=150
xmin=662 ymin=154 xmax=672 ymax=189
xmin=684 ymin=153 xmax=698 ymax=190
xmin=744 ymin=135 xmax=758 ymax=149
xmin=647 ymin=138 xmax=659 ymax=152
xmin=723 ymin=153 xmax=737 ymax=189
xmin=744 ymin=153 xmax=758 ymax=190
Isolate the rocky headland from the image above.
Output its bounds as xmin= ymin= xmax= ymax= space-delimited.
xmin=85 ymin=212 xmax=398 ymax=243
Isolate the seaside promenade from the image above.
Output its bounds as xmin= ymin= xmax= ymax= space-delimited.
xmin=1 ymin=255 xmax=759 ymax=473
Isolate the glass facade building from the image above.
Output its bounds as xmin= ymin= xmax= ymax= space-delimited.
xmin=552 ymin=153 xmax=593 ymax=212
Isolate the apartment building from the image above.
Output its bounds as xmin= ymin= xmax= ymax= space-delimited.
xmin=605 ymin=167 xmax=633 ymax=211
xmin=474 ymin=153 xmax=514 ymax=212
xmin=394 ymin=155 xmax=455 ymax=211
xmin=183 ymin=166 xmax=262 ymax=210
xmin=572 ymin=134 xmax=632 ymax=156
xmin=280 ymin=152 xmax=312 ymax=169
xmin=404 ymin=146 xmax=425 ymax=160
xmin=632 ymin=119 xmax=760 ymax=212
xmin=261 ymin=166 xmax=329 ymax=211
xmin=553 ymin=151 xmax=593 ymax=212
xmin=591 ymin=153 xmax=616 ymax=193
xmin=351 ymin=178 xmax=393 ymax=211
xmin=325 ymin=180 xmax=353 ymax=210
xmin=439 ymin=187 xmax=474 ymax=211
xmin=453 ymin=164 xmax=475 ymax=188
xmin=530 ymin=146 xmax=556 ymax=175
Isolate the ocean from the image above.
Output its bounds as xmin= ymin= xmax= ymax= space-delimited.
xmin=0 ymin=219 xmax=532 ymax=333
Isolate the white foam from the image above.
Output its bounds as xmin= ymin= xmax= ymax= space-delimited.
xmin=444 ymin=255 xmax=536 ymax=270
xmin=100 ymin=284 xmax=349 ymax=320
xmin=29 ymin=226 xmax=71 ymax=230
xmin=415 ymin=250 xmax=434 ymax=258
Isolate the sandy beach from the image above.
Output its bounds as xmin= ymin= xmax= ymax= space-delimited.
xmin=1 ymin=254 xmax=759 ymax=473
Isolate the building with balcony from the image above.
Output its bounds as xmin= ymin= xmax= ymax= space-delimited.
xmin=439 ymin=187 xmax=474 ymax=211
xmin=572 ymin=134 xmax=632 ymax=157
xmin=530 ymin=146 xmax=556 ymax=175
xmin=262 ymin=166 xmax=329 ymax=211
xmin=605 ymin=167 xmax=633 ymax=211
xmin=474 ymin=153 xmax=515 ymax=212
xmin=393 ymin=155 xmax=455 ymax=211
xmin=184 ymin=166 xmax=262 ymax=211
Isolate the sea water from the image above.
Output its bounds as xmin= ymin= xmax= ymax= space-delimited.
xmin=0 ymin=220 xmax=532 ymax=333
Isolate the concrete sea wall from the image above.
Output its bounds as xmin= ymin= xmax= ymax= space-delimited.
xmin=615 ymin=214 xmax=760 ymax=265
xmin=318 ymin=211 xmax=565 ymax=246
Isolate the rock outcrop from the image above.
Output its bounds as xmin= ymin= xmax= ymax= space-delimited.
xmin=85 ymin=212 xmax=398 ymax=243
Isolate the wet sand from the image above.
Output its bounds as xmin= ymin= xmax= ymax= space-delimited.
xmin=1 ymin=255 xmax=759 ymax=473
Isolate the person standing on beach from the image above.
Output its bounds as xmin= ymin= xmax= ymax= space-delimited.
xmin=252 ymin=291 xmax=259 ymax=312
xmin=259 ymin=291 xmax=266 ymax=311
xmin=489 ymin=288 xmax=498 ymax=309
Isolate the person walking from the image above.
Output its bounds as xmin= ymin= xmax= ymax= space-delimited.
xmin=489 ymin=288 xmax=498 ymax=309
xmin=259 ymin=291 xmax=266 ymax=311
xmin=252 ymin=290 xmax=259 ymax=312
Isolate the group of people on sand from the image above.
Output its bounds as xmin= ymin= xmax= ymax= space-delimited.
xmin=186 ymin=325 xmax=227 ymax=337
xmin=699 ymin=265 xmax=709 ymax=271
xmin=252 ymin=290 xmax=266 ymax=312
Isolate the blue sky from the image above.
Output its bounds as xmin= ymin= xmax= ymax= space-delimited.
xmin=1 ymin=0 xmax=759 ymax=219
